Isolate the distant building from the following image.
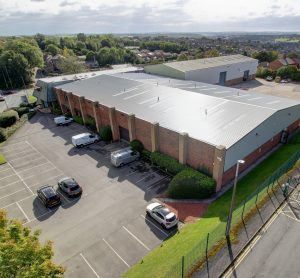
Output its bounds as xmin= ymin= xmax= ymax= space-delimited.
xmin=144 ymin=54 xmax=258 ymax=86
xmin=269 ymin=58 xmax=299 ymax=71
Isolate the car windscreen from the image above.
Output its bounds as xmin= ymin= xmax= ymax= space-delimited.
xmin=49 ymin=194 xmax=59 ymax=200
xmin=166 ymin=215 xmax=176 ymax=222
xmin=70 ymin=185 xmax=80 ymax=191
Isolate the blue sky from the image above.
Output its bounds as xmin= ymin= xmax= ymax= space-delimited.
xmin=0 ymin=0 xmax=300 ymax=35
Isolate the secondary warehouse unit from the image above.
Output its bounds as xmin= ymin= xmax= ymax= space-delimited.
xmin=54 ymin=72 xmax=300 ymax=191
xmin=144 ymin=54 xmax=258 ymax=86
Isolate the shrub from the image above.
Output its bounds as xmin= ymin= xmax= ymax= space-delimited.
xmin=142 ymin=149 xmax=151 ymax=160
xmin=52 ymin=103 xmax=62 ymax=115
xmin=14 ymin=107 xmax=29 ymax=117
xmin=0 ymin=153 xmax=6 ymax=164
xmin=150 ymin=151 xmax=189 ymax=175
xmin=130 ymin=140 xmax=144 ymax=153
xmin=168 ymin=169 xmax=216 ymax=199
xmin=99 ymin=126 xmax=112 ymax=141
xmin=198 ymin=164 xmax=212 ymax=177
xmin=0 ymin=129 xmax=6 ymax=143
xmin=28 ymin=111 xmax=36 ymax=119
xmin=28 ymin=95 xmax=37 ymax=105
xmin=64 ymin=112 xmax=72 ymax=118
xmin=85 ymin=117 xmax=96 ymax=131
xmin=73 ymin=115 xmax=84 ymax=125
xmin=0 ymin=110 xmax=19 ymax=128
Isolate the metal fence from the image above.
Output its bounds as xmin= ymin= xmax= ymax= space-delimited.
xmin=165 ymin=149 xmax=300 ymax=278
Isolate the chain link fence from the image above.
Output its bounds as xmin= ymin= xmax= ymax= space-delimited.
xmin=164 ymin=149 xmax=300 ymax=278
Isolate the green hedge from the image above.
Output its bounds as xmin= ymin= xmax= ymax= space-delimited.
xmin=99 ymin=126 xmax=112 ymax=141
xmin=142 ymin=149 xmax=151 ymax=160
xmin=73 ymin=115 xmax=84 ymax=125
xmin=168 ymin=169 xmax=216 ymax=199
xmin=0 ymin=153 xmax=6 ymax=165
xmin=85 ymin=117 xmax=96 ymax=132
xmin=130 ymin=140 xmax=144 ymax=153
xmin=0 ymin=110 xmax=19 ymax=128
xmin=14 ymin=107 xmax=29 ymax=117
xmin=52 ymin=103 xmax=62 ymax=115
xmin=0 ymin=129 xmax=6 ymax=143
xmin=150 ymin=151 xmax=189 ymax=175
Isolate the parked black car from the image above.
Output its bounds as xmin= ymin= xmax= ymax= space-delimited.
xmin=58 ymin=177 xmax=82 ymax=197
xmin=37 ymin=185 xmax=61 ymax=208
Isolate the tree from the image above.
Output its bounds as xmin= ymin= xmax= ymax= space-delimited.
xmin=204 ymin=49 xmax=219 ymax=58
xmin=34 ymin=33 xmax=46 ymax=50
xmin=86 ymin=51 xmax=96 ymax=61
xmin=277 ymin=65 xmax=298 ymax=79
xmin=0 ymin=210 xmax=64 ymax=278
xmin=77 ymin=33 xmax=86 ymax=42
xmin=45 ymin=44 xmax=61 ymax=56
xmin=177 ymin=53 xmax=188 ymax=61
xmin=4 ymin=39 xmax=44 ymax=68
xmin=56 ymin=56 xmax=86 ymax=74
xmin=62 ymin=47 xmax=75 ymax=58
xmin=0 ymin=50 xmax=31 ymax=89
xmin=287 ymin=52 xmax=299 ymax=59
xmin=252 ymin=51 xmax=278 ymax=62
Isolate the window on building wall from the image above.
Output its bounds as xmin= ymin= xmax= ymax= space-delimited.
xmin=64 ymin=95 xmax=68 ymax=101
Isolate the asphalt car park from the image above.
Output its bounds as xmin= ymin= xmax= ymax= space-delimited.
xmin=0 ymin=112 xmax=179 ymax=278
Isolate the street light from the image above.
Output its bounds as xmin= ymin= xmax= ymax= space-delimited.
xmin=225 ymin=159 xmax=245 ymax=238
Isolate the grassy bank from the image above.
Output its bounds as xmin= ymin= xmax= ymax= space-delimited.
xmin=124 ymin=132 xmax=300 ymax=278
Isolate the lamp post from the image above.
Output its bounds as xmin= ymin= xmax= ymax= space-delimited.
xmin=225 ymin=159 xmax=245 ymax=238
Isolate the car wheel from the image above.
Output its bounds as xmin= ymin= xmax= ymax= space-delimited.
xmin=146 ymin=211 xmax=151 ymax=217
xmin=79 ymin=144 xmax=84 ymax=148
xmin=120 ymin=163 xmax=124 ymax=167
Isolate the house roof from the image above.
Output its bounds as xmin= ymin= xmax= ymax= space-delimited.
xmin=156 ymin=54 xmax=258 ymax=72
xmin=56 ymin=72 xmax=300 ymax=149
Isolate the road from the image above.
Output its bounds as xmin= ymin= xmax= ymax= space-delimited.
xmin=225 ymin=194 xmax=300 ymax=278
xmin=0 ymin=89 xmax=32 ymax=112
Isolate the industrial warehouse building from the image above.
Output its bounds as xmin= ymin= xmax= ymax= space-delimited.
xmin=144 ymin=54 xmax=258 ymax=86
xmin=33 ymin=66 xmax=139 ymax=107
xmin=54 ymin=72 xmax=300 ymax=191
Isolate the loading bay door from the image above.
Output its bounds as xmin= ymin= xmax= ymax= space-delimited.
xmin=219 ymin=71 xmax=227 ymax=85
xmin=119 ymin=126 xmax=130 ymax=142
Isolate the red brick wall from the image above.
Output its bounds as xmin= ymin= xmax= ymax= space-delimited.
xmin=159 ymin=127 xmax=179 ymax=160
xmin=98 ymin=105 xmax=110 ymax=127
xmin=84 ymin=100 xmax=93 ymax=117
xmin=115 ymin=110 xmax=128 ymax=129
xmin=72 ymin=95 xmax=80 ymax=111
xmin=135 ymin=117 xmax=151 ymax=151
xmin=186 ymin=137 xmax=215 ymax=172
xmin=287 ymin=119 xmax=300 ymax=133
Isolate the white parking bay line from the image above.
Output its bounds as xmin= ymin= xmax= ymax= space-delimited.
xmin=1 ymin=194 xmax=36 ymax=210
xmin=0 ymin=173 xmax=17 ymax=181
xmin=122 ymin=226 xmax=150 ymax=251
xmin=140 ymin=215 xmax=169 ymax=237
xmin=16 ymin=202 xmax=30 ymax=222
xmin=0 ymin=167 xmax=11 ymax=173
xmin=0 ymin=187 xmax=26 ymax=200
xmin=8 ymin=162 xmax=33 ymax=194
xmin=17 ymin=162 xmax=50 ymax=173
xmin=80 ymin=253 xmax=101 ymax=278
xmin=9 ymin=153 xmax=40 ymax=162
xmin=102 ymin=238 xmax=130 ymax=268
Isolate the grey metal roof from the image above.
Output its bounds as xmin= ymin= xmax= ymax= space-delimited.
xmin=156 ymin=54 xmax=257 ymax=72
xmin=56 ymin=73 xmax=300 ymax=149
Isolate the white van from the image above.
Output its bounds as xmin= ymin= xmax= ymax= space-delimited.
xmin=54 ymin=116 xmax=73 ymax=126
xmin=111 ymin=147 xmax=140 ymax=167
xmin=72 ymin=133 xmax=100 ymax=148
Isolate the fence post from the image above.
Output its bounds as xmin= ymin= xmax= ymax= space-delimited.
xmin=241 ymin=200 xmax=246 ymax=222
xmin=181 ymin=256 xmax=184 ymax=278
xmin=206 ymin=233 xmax=210 ymax=278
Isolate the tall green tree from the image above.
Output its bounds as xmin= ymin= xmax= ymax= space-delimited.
xmin=4 ymin=39 xmax=44 ymax=68
xmin=0 ymin=50 xmax=31 ymax=89
xmin=252 ymin=51 xmax=278 ymax=62
xmin=45 ymin=44 xmax=61 ymax=56
xmin=0 ymin=210 xmax=64 ymax=278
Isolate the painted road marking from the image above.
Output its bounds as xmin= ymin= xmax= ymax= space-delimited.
xmin=122 ymin=226 xmax=150 ymax=251
xmin=8 ymin=162 xmax=33 ymax=194
xmin=0 ymin=187 xmax=26 ymax=200
xmin=17 ymin=162 xmax=50 ymax=173
xmin=9 ymin=152 xmax=39 ymax=162
xmin=80 ymin=253 xmax=101 ymax=278
xmin=102 ymin=238 xmax=130 ymax=268
xmin=16 ymin=202 xmax=30 ymax=222
xmin=1 ymin=194 xmax=36 ymax=209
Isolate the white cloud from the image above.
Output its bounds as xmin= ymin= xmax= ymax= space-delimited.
xmin=0 ymin=0 xmax=299 ymax=34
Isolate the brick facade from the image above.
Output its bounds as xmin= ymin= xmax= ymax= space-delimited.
xmin=55 ymin=87 xmax=299 ymax=191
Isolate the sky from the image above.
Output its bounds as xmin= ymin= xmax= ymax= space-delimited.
xmin=0 ymin=0 xmax=300 ymax=35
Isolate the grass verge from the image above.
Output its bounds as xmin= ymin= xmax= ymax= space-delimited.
xmin=123 ymin=132 xmax=300 ymax=278
xmin=0 ymin=154 xmax=6 ymax=165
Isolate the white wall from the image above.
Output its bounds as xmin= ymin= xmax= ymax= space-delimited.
xmin=185 ymin=60 xmax=258 ymax=84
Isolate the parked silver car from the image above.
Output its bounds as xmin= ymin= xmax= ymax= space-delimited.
xmin=146 ymin=202 xmax=178 ymax=229
xmin=58 ymin=177 xmax=82 ymax=197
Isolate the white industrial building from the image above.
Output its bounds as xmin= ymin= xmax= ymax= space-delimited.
xmin=144 ymin=54 xmax=258 ymax=86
